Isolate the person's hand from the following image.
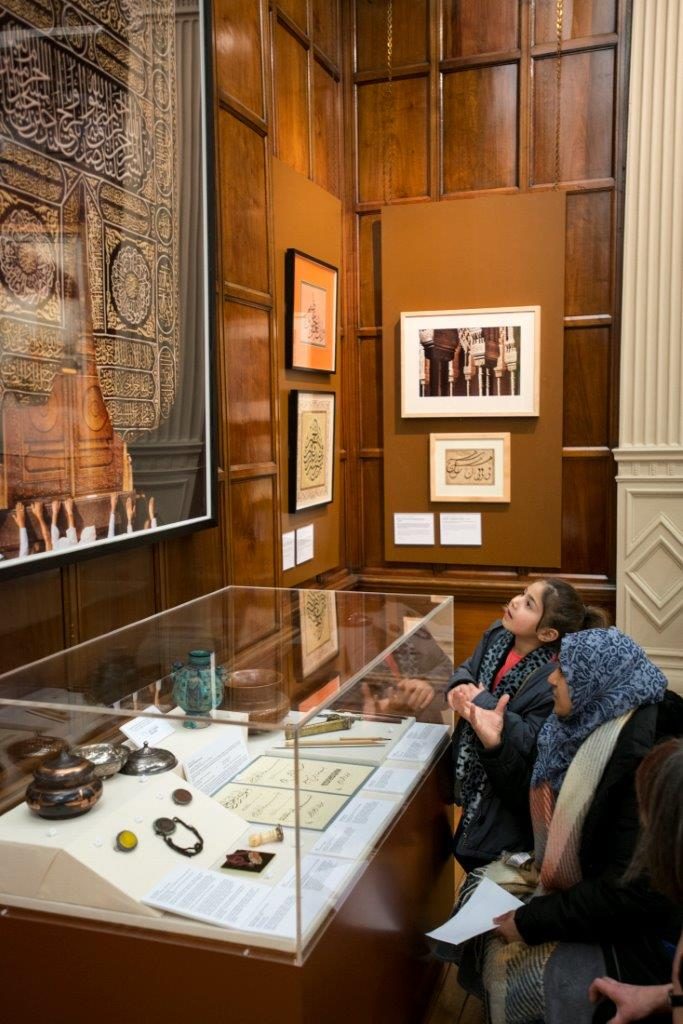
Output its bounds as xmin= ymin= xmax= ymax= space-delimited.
xmin=461 ymin=693 xmax=510 ymax=749
xmin=30 ymin=500 xmax=45 ymax=523
xmin=360 ymin=678 xmax=434 ymax=717
xmin=588 ymin=977 xmax=672 ymax=1023
xmin=493 ymin=910 xmax=522 ymax=944
xmin=447 ymin=682 xmax=485 ymax=712
xmin=13 ymin=501 xmax=25 ymax=528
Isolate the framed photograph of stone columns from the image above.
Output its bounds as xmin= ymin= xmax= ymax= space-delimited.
xmin=0 ymin=0 xmax=216 ymax=575
xmin=288 ymin=390 xmax=336 ymax=513
xmin=400 ymin=307 xmax=540 ymax=418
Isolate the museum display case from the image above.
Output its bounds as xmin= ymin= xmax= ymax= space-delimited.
xmin=0 ymin=587 xmax=454 ymax=1019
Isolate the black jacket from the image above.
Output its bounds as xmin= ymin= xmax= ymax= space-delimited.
xmin=480 ymin=699 xmax=682 ymax=981
xmin=448 ymin=621 xmax=555 ymax=867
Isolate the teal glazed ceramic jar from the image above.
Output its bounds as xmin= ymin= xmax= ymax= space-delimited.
xmin=172 ymin=650 xmax=225 ymax=728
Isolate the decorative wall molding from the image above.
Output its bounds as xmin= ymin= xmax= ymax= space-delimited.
xmin=616 ymin=0 xmax=683 ymax=691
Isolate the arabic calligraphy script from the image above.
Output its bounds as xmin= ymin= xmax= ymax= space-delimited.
xmin=445 ymin=447 xmax=494 ymax=485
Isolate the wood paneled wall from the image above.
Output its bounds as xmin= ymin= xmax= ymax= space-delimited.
xmin=343 ymin=0 xmax=631 ymax=647
xmin=0 ymin=0 xmax=630 ymax=676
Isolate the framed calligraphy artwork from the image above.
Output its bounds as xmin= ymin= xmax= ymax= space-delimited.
xmin=297 ymin=589 xmax=339 ymax=678
xmin=401 ymin=307 xmax=540 ymax=418
xmin=285 ymin=249 xmax=338 ymax=373
xmin=430 ymin=433 xmax=511 ymax=503
xmin=0 ymin=0 xmax=216 ymax=575
xmin=288 ymin=390 xmax=335 ymax=513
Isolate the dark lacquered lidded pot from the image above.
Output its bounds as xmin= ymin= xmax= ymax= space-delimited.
xmin=26 ymin=748 xmax=103 ymax=820
xmin=8 ymin=733 xmax=69 ymax=773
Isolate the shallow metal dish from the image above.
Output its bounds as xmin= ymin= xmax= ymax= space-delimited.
xmin=71 ymin=743 xmax=129 ymax=779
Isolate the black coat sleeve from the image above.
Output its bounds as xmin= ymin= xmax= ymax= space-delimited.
xmin=478 ymin=729 xmax=535 ymax=816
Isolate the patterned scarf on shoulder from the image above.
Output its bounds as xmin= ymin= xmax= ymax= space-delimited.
xmin=455 ymin=630 xmax=554 ymax=836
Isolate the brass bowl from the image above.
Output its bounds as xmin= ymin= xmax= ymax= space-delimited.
xmin=72 ymin=743 xmax=129 ymax=780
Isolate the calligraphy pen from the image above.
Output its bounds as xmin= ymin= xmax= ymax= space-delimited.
xmin=276 ymin=737 xmax=390 ymax=749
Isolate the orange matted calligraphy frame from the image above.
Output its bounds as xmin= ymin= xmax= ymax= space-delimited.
xmin=285 ymin=249 xmax=338 ymax=373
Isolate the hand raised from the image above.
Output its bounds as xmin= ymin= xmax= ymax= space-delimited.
xmin=447 ymin=683 xmax=484 ymax=711
xmin=465 ymin=693 xmax=510 ymax=749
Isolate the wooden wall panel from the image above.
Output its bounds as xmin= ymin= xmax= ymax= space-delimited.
xmin=214 ymin=0 xmax=264 ymax=118
xmin=276 ymin=0 xmax=307 ymax=34
xmin=73 ymin=547 xmax=157 ymax=642
xmin=218 ymin=111 xmax=270 ymax=295
xmin=0 ymin=571 xmax=64 ymax=673
xmin=534 ymin=0 xmax=617 ymax=43
xmin=443 ymin=0 xmax=519 ymax=58
xmin=273 ymin=19 xmax=310 ymax=177
xmin=311 ymin=0 xmax=339 ymax=63
xmin=361 ymin=458 xmax=385 ymax=566
xmin=359 ymin=336 xmax=383 ymax=451
xmin=565 ymin=191 xmax=612 ymax=315
xmin=160 ymin=519 xmax=224 ymax=609
xmin=355 ymin=0 xmax=429 ymax=72
xmin=343 ymin=0 xmax=630 ymax=610
xmin=313 ymin=59 xmax=341 ymax=197
xmin=224 ymin=303 xmax=275 ymax=467
xmin=442 ymin=65 xmax=518 ymax=193
xmin=358 ymin=214 xmax=382 ymax=328
xmin=533 ymin=49 xmax=615 ymax=185
xmin=561 ymin=456 xmax=614 ymax=574
xmin=357 ymin=78 xmax=429 ymax=202
xmin=230 ymin=477 xmax=277 ymax=586
xmin=563 ymin=327 xmax=611 ymax=447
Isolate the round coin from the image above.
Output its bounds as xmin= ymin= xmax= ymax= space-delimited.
xmin=153 ymin=816 xmax=176 ymax=837
xmin=171 ymin=788 xmax=193 ymax=806
xmin=115 ymin=829 xmax=139 ymax=852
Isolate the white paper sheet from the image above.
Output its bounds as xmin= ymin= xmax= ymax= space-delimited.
xmin=282 ymin=530 xmax=295 ymax=571
xmin=183 ymin=729 xmax=250 ymax=795
xmin=120 ymin=706 xmax=175 ymax=747
xmin=425 ymin=878 xmax=524 ymax=945
xmin=143 ymin=865 xmax=328 ymax=939
xmin=296 ymin=524 xmax=314 ymax=563
xmin=388 ymin=722 xmax=448 ymax=763
xmin=311 ymin=796 xmax=397 ymax=859
xmin=279 ymin=854 xmax=357 ymax=897
xmin=393 ymin=513 xmax=435 ymax=545
xmin=362 ymin=765 xmax=419 ymax=795
xmin=440 ymin=512 xmax=482 ymax=546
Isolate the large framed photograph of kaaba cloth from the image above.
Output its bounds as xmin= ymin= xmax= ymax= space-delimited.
xmin=0 ymin=0 xmax=216 ymax=576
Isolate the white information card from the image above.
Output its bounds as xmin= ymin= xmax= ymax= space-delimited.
xmin=440 ymin=512 xmax=482 ymax=546
xmin=393 ymin=513 xmax=435 ymax=546
xmin=120 ymin=706 xmax=176 ymax=747
xmin=183 ymin=730 xmax=250 ymax=795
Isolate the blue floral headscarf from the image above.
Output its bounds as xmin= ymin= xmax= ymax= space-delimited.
xmin=532 ymin=627 xmax=668 ymax=793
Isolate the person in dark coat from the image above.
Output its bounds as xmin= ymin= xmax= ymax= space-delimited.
xmin=454 ymin=627 xmax=679 ymax=1024
xmin=447 ymin=578 xmax=607 ymax=870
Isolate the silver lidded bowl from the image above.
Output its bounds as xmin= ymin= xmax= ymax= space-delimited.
xmin=71 ymin=743 xmax=130 ymax=780
xmin=119 ymin=741 xmax=178 ymax=776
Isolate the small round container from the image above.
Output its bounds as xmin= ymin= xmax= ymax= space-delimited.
xmin=26 ymin=748 xmax=103 ymax=820
xmin=72 ymin=743 xmax=129 ymax=780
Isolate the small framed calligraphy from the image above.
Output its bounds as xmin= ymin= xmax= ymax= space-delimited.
xmin=297 ymin=590 xmax=339 ymax=678
xmin=288 ymin=390 xmax=335 ymax=513
xmin=430 ymin=433 xmax=511 ymax=503
xmin=285 ymin=250 xmax=338 ymax=373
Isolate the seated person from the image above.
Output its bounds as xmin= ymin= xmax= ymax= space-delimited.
xmin=589 ymin=737 xmax=683 ymax=1024
xmin=448 ymin=627 xmax=680 ymax=1024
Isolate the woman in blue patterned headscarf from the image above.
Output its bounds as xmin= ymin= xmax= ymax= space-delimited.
xmin=532 ymin=627 xmax=669 ymax=795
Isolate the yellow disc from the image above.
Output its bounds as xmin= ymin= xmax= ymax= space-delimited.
xmin=116 ymin=829 xmax=138 ymax=852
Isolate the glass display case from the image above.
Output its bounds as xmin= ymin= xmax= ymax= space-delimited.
xmin=0 ymin=588 xmax=454 ymax=979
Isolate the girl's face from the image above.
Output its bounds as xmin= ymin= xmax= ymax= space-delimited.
xmin=501 ymin=581 xmax=548 ymax=641
xmin=548 ymin=665 xmax=573 ymax=717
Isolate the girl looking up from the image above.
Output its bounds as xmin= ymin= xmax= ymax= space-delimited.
xmin=447 ymin=578 xmax=607 ymax=871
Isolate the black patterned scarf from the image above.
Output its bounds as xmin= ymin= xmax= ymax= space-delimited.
xmin=455 ymin=631 xmax=554 ymax=837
